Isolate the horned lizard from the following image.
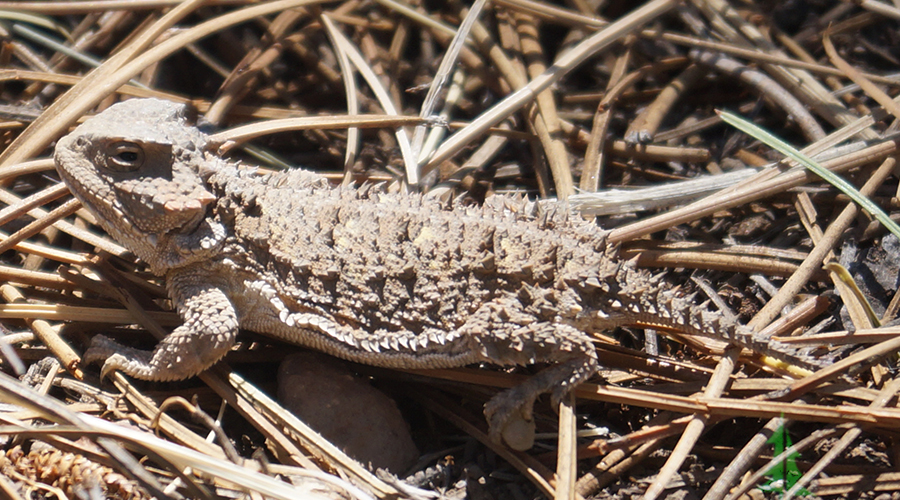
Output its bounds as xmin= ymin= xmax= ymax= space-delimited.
xmin=54 ymin=99 xmax=820 ymax=449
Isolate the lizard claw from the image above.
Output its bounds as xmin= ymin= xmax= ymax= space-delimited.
xmin=83 ymin=335 xmax=158 ymax=381
xmin=82 ymin=335 xmax=127 ymax=380
xmin=484 ymin=390 xmax=537 ymax=451
xmin=550 ymin=385 xmax=570 ymax=410
xmin=82 ymin=335 xmax=121 ymax=365
xmin=99 ymin=357 xmax=120 ymax=381
xmin=482 ymin=355 xmax=599 ymax=450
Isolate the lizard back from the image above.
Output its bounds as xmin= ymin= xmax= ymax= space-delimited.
xmin=210 ymin=165 xmax=612 ymax=335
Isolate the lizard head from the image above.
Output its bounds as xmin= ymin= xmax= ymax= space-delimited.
xmin=55 ymin=99 xmax=219 ymax=270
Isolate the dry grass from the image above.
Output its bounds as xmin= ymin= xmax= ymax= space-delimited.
xmin=0 ymin=0 xmax=899 ymax=498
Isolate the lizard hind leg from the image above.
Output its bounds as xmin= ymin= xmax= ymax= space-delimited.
xmin=83 ymin=285 xmax=239 ymax=381
xmin=478 ymin=322 xmax=599 ymax=451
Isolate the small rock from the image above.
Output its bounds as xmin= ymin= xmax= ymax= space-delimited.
xmin=277 ymin=352 xmax=419 ymax=473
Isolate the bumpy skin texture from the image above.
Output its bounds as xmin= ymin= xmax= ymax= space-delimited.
xmin=55 ymin=99 xmax=822 ymax=449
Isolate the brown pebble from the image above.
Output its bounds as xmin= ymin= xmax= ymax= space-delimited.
xmin=277 ymin=352 xmax=419 ymax=473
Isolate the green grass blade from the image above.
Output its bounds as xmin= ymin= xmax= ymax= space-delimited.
xmin=718 ymin=110 xmax=900 ymax=240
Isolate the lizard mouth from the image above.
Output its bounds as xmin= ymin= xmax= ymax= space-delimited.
xmin=108 ymin=178 xmax=214 ymax=235
xmin=169 ymin=200 xmax=213 ymax=235
xmin=111 ymin=153 xmax=217 ymax=236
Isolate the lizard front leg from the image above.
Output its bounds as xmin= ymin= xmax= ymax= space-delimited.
xmin=83 ymin=283 xmax=238 ymax=381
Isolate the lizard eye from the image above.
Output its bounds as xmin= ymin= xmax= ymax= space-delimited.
xmin=106 ymin=141 xmax=144 ymax=172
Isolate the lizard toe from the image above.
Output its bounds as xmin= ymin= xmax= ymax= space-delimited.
xmin=99 ymin=354 xmax=127 ymax=381
xmin=484 ymin=389 xmax=537 ymax=450
xmin=82 ymin=335 xmax=126 ymax=366
xmin=83 ymin=335 xmax=172 ymax=381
